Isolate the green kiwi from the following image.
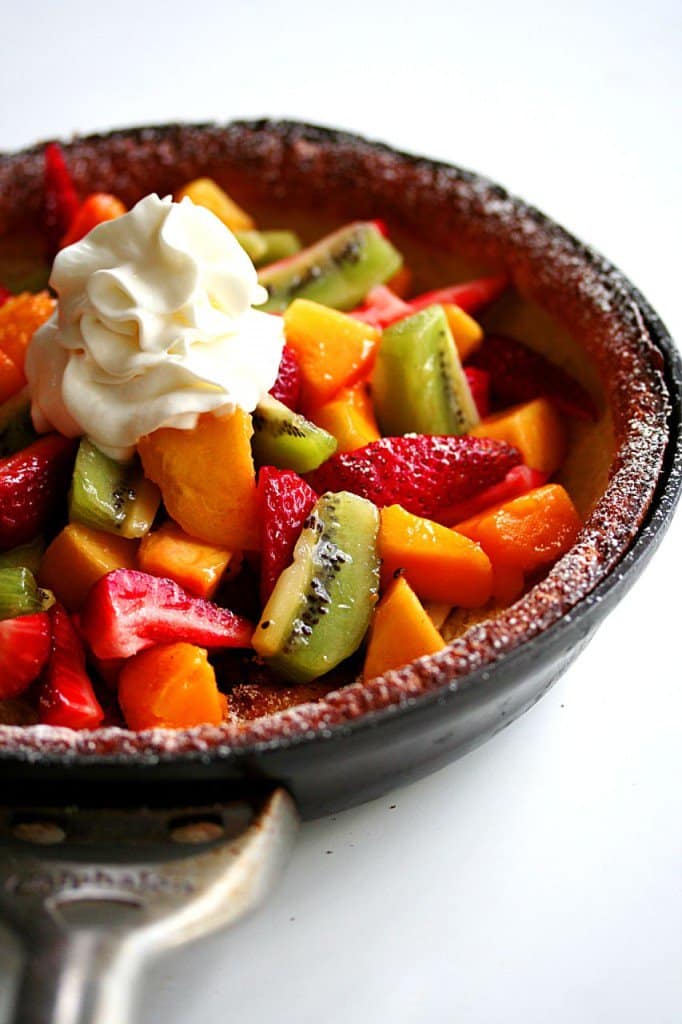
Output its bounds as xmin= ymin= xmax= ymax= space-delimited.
xmin=257 ymin=221 xmax=402 ymax=313
xmin=0 ymin=567 xmax=53 ymax=620
xmin=253 ymin=491 xmax=380 ymax=683
xmin=236 ymin=229 xmax=301 ymax=267
xmin=0 ymin=390 xmax=36 ymax=457
xmin=68 ymin=439 xmax=160 ymax=538
xmin=372 ymin=304 xmax=479 ymax=436
xmin=251 ymin=395 xmax=337 ymax=473
xmin=0 ymin=537 xmax=45 ymax=575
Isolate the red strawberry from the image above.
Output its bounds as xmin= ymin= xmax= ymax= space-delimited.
xmin=308 ymin=435 xmax=522 ymax=523
xmin=0 ymin=612 xmax=51 ymax=700
xmin=468 ymin=334 xmax=598 ymax=420
xmin=464 ymin=366 xmax=491 ymax=419
xmin=269 ymin=344 xmax=302 ymax=410
xmin=0 ymin=434 xmax=76 ymax=551
xmin=258 ymin=466 xmax=318 ymax=604
xmin=350 ymin=285 xmax=411 ymax=329
xmin=442 ymin=465 xmax=548 ymax=525
xmin=39 ymin=604 xmax=104 ymax=730
xmin=407 ymin=274 xmax=509 ymax=316
xmin=43 ymin=142 xmax=80 ymax=260
xmin=0 ymin=285 xmax=11 ymax=308
xmin=79 ymin=569 xmax=254 ymax=660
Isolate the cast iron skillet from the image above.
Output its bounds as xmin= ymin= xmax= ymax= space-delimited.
xmin=0 ymin=122 xmax=680 ymax=1024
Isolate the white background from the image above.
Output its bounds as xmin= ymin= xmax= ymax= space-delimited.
xmin=1 ymin=1 xmax=681 ymax=1021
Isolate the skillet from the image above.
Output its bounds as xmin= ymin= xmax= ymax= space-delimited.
xmin=0 ymin=121 xmax=680 ymax=1024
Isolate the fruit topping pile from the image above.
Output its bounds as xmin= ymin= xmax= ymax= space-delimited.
xmin=0 ymin=144 xmax=594 ymax=731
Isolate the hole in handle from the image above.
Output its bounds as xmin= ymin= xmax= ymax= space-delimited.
xmin=52 ymin=895 xmax=144 ymax=929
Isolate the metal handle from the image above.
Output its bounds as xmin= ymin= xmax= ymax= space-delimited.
xmin=0 ymin=789 xmax=299 ymax=1024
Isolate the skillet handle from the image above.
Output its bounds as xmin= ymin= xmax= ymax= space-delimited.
xmin=1 ymin=788 xmax=299 ymax=1024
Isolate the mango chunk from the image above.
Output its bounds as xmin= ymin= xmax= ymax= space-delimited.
xmin=378 ymin=504 xmax=492 ymax=607
xmin=138 ymin=409 xmax=259 ymax=551
xmin=283 ymin=299 xmax=380 ymax=409
xmin=39 ymin=523 xmax=138 ymax=611
xmin=470 ymin=397 xmax=567 ymax=476
xmin=441 ymin=303 xmax=484 ymax=361
xmin=138 ymin=521 xmax=234 ymax=599
xmin=309 ymin=384 xmax=380 ymax=452
xmin=176 ymin=178 xmax=255 ymax=232
xmin=118 ymin=643 xmax=226 ymax=730
xmin=364 ymin=577 xmax=445 ymax=681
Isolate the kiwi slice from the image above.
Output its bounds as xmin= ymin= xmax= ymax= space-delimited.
xmin=252 ymin=395 xmax=337 ymax=473
xmin=0 ymin=537 xmax=45 ymax=575
xmin=236 ymin=229 xmax=301 ymax=267
xmin=69 ymin=439 xmax=161 ymax=538
xmin=0 ymin=567 xmax=53 ymax=620
xmin=253 ymin=491 xmax=380 ymax=683
xmin=257 ymin=221 xmax=402 ymax=313
xmin=372 ymin=304 xmax=480 ymax=436
xmin=0 ymin=389 xmax=37 ymax=457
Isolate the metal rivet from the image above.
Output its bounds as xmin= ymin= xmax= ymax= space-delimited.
xmin=12 ymin=821 xmax=66 ymax=845
xmin=169 ymin=820 xmax=225 ymax=845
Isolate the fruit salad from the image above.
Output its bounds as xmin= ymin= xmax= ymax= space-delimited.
xmin=0 ymin=144 xmax=597 ymax=732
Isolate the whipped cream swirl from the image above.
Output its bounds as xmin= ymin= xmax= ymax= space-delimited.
xmin=26 ymin=193 xmax=284 ymax=460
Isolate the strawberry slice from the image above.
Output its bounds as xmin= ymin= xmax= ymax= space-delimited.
xmin=43 ymin=142 xmax=80 ymax=260
xmin=407 ymin=274 xmax=509 ymax=316
xmin=0 ymin=434 xmax=76 ymax=551
xmin=464 ymin=366 xmax=491 ymax=419
xmin=468 ymin=334 xmax=598 ymax=420
xmin=350 ymin=285 xmax=411 ymax=329
xmin=441 ymin=465 xmax=548 ymax=525
xmin=39 ymin=604 xmax=104 ymax=730
xmin=80 ymin=569 xmax=254 ymax=660
xmin=308 ymin=435 xmax=522 ymax=523
xmin=0 ymin=611 xmax=51 ymax=700
xmin=269 ymin=344 xmax=302 ymax=410
xmin=258 ymin=466 xmax=318 ymax=604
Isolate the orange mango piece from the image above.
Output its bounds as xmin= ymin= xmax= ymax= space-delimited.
xmin=441 ymin=303 xmax=484 ymax=362
xmin=379 ymin=504 xmax=492 ymax=607
xmin=118 ymin=643 xmax=226 ymax=730
xmin=0 ymin=291 xmax=55 ymax=374
xmin=470 ymin=397 xmax=567 ymax=475
xmin=60 ymin=193 xmax=126 ymax=248
xmin=454 ymin=484 xmax=581 ymax=574
xmin=138 ymin=521 xmax=234 ymax=599
xmin=138 ymin=409 xmax=260 ymax=551
xmin=0 ymin=350 xmax=24 ymax=403
xmin=283 ymin=299 xmax=380 ymax=409
xmin=364 ymin=576 xmax=446 ymax=681
xmin=309 ymin=383 xmax=380 ymax=452
xmin=39 ymin=523 xmax=139 ymax=611
xmin=176 ymin=177 xmax=255 ymax=231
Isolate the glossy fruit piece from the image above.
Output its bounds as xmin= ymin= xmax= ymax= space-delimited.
xmin=236 ymin=229 xmax=301 ymax=267
xmin=118 ymin=643 xmax=226 ymax=730
xmin=468 ymin=334 xmax=598 ymax=420
xmin=442 ymin=304 xmax=484 ymax=361
xmin=283 ymin=299 xmax=380 ymax=409
xmin=464 ymin=367 xmax=491 ymax=419
xmin=408 ymin=274 xmax=509 ymax=316
xmin=308 ymin=384 xmax=380 ymax=453
xmin=439 ymin=465 xmax=548 ymax=525
xmin=0 ymin=566 xmax=52 ymax=619
xmin=258 ymin=466 xmax=318 ymax=604
xmin=379 ymin=504 xmax=492 ymax=607
xmin=269 ymin=344 xmax=302 ymax=410
xmin=79 ymin=568 xmax=254 ymax=660
xmin=350 ymin=285 xmax=412 ymax=329
xmin=470 ymin=397 xmax=567 ymax=475
xmin=0 ymin=434 xmax=76 ymax=551
xmin=138 ymin=409 xmax=260 ymax=550
xmin=60 ymin=193 xmax=126 ymax=248
xmin=386 ymin=265 xmax=413 ymax=298
xmin=39 ymin=523 xmax=139 ymax=611
xmin=308 ymin=434 xmax=522 ymax=523
xmin=454 ymin=484 xmax=581 ymax=574
xmin=251 ymin=394 xmax=337 ymax=474
xmin=38 ymin=603 xmax=104 ymax=730
xmin=0 ymin=350 xmax=24 ymax=404
xmin=253 ymin=491 xmax=380 ymax=684
xmin=176 ymin=178 xmax=255 ymax=231
xmin=138 ymin=522 xmax=234 ymax=600
xmin=0 ymin=291 xmax=55 ymax=374
xmin=0 ymin=536 xmax=45 ymax=574
xmin=258 ymin=221 xmax=403 ymax=313
xmin=0 ymin=389 xmax=36 ymax=457
xmin=43 ymin=142 xmax=80 ymax=258
xmin=372 ymin=305 xmax=479 ymax=436
xmin=364 ymin=577 xmax=446 ymax=681
xmin=69 ymin=439 xmax=161 ymax=539
xmin=0 ymin=611 xmax=51 ymax=700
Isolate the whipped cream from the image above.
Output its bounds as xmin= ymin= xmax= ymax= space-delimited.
xmin=26 ymin=193 xmax=284 ymax=461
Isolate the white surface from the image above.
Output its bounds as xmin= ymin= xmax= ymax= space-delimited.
xmin=1 ymin=1 xmax=681 ymax=1022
